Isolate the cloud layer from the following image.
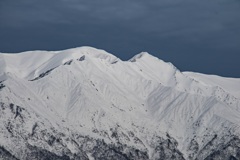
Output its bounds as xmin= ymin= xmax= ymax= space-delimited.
xmin=0 ymin=0 xmax=240 ymax=77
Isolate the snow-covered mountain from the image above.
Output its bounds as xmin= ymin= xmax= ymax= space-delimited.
xmin=0 ymin=46 xmax=240 ymax=160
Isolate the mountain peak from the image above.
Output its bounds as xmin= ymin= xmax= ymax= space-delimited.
xmin=0 ymin=46 xmax=120 ymax=79
xmin=50 ymin=46 xmax=120 ymax=64
xmin=129 ymin=52 xmax=153 ymax=62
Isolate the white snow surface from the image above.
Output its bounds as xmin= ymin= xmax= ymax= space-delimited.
xmin=0 ymin=46 xmax=240 ymax=158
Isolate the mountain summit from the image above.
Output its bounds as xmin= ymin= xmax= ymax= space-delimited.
xmin=0 ymin=47 xmax=240 ymax=159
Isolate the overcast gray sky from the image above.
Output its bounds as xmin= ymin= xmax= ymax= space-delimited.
xmin=0 ymin=0 xmax=240 ymax=77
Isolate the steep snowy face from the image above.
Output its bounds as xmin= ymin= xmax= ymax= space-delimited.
xmin=129 ymin=52 xmax=178 ymax=86
xmin=0 ymin=47 xmax=240 ymax=160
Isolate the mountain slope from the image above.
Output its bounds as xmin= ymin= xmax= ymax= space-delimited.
xmin=0 ymin=46 xmax=240 ymax=160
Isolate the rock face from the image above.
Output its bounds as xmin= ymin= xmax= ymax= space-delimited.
xmin=0 ymin=47 xmax=240 ymax=159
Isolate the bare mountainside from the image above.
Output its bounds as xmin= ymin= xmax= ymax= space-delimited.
xmin=0 ymin=47 xmax=240 ymax=160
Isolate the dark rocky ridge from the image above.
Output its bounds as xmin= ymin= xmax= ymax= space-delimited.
xmin=1 ymin=101 xmax=240 ymax=159
xmin=0 ymin=102 xmax=186 ymax=160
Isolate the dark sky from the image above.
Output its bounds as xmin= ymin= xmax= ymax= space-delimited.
xmin=0 ymin=0 xmax=240 ymax=77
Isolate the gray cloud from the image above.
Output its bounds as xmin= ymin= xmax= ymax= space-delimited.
xmin=0 ymin=0 xmax=240 ymax=77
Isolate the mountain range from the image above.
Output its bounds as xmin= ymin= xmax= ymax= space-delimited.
xmin=0 ymin=47 xmax=240 ymax=160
